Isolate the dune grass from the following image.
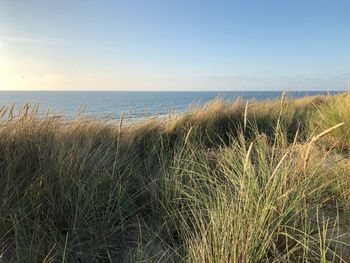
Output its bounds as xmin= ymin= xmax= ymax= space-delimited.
xmin=0 ymin=93 xmax=350 ymax=262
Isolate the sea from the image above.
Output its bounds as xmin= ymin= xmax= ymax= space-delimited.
xmin=0 ymin=91 xmax=342 ymax=121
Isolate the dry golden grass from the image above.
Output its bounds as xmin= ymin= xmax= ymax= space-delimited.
xmin=0 ymin=94 xmax=349 ymax=262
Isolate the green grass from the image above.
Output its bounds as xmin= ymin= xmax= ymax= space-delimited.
xmin=0 ymin=94 xmax=350 ymax=262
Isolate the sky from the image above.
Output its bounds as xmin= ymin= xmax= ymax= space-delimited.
xmin=0 ymin=0 xmax=349 ymax=91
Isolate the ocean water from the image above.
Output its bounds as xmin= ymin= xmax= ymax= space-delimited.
xmin=0 ymin=91 xmax=342 ymax=121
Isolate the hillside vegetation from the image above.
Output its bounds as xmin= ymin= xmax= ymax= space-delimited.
xmin=1 ymin=93 xmax=350 ymax=262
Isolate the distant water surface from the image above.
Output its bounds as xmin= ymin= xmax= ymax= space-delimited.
xmin=0 ymin=91 xmax=342 ymax=121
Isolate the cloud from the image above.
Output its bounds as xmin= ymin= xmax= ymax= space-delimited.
xmin=8 ymin=74 xmax=68 ymax=84
xmin=1 ymin=36 xmax=67 ymax=46
xmin=43 ymin=74 xmax=67 ymax=81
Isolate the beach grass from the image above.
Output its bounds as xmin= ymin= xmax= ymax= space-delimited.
xmin=0 ymin=93 xmax=350 ymax=262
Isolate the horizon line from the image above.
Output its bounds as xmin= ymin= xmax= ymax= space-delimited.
xmin=0 ymin=89 xmax=346 ymax=92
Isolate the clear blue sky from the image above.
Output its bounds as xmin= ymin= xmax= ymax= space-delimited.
xmin=0 ymin=0 xmax=349 ymax=90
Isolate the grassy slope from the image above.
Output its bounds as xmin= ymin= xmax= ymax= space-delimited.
xmin=0 ymin=94 xmax=350 ymax=262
